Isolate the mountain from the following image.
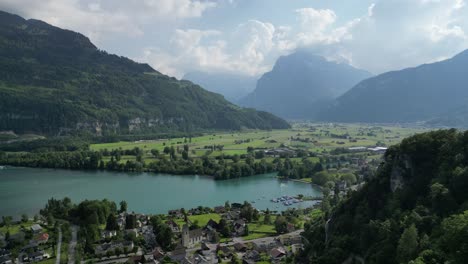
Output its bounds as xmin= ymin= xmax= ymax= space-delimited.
xmin=239 ymin=51 xmax=372 ymax=119
xmin=299 ymin=129 xmax=468 ymax=264
xmin=182 ymin=71 xmax=257 ymax=103
xmin=0 ymin=11 xmax=290 ymax=136
xmin=320 ymin=50 xmax=468 ymax=123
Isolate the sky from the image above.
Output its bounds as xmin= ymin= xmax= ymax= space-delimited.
xmin=1 ymin=0 xmax=468 ymax=78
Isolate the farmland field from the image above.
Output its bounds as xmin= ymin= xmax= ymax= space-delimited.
xmin=91 ymin=122 xmax=428 ymax=162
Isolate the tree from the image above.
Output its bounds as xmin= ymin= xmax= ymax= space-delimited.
xmin=212 ymin=231 xmax=220 ymax=243
xmin=244 ymin=224 xmax=249 ymax=236
xmin=125 ymin=214 xmax=137 ymax=229
xmin=106 ymin=214 xmax=118 ymax=231
xmin=21 ymin=214 xmax=28 ymax=223
xmin=163 ymin=146 xmax=171 ymax=155
xmin=182 ymin=150 xmax=189 ymax=160
xmin=114 ymin=247 xmax=122 ymax=257
xmin=1 ymin=216 xmax=12 ymax=227
xmin=275 ymin=216 xmax=288 ymax=234
xmin=219 ymin=219 xmax=231 ymax=237
xmin=264 ymin=209 xmax=271 ymax=224
xmin=150 ymin=149 xmax=159 ymax=157
xmin=439 ymin=210 xmax=468 ymax=263
xmin=119 ymin=201 xmax=127 ymax=213
xmin=397 ymin=224 xmax=419 ymax=263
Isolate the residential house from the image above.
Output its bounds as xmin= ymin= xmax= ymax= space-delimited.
xmin=169 ymin=244 xmax=187 ymax=263
xmin=253 ymin=241 xmax=279 ymax=253
xmin=233 ymin=242 xmax=247 ymax=252
xmin=101 ymin=230 xmax=117 ymax=240
xmin=166 ymin=220 xmax=180 ymax=233
xmin=151 ymin=247 xmax=165 ymax=262
xmin=205 ymin=219 xmax=219 ymax=230
xmin=242 ymin=250 xmax=260 ymax=264
xmin=168 ymin=210 xmax=183 ymax=218
xmin=28 ymin=251 xmax=46 ymax=262
xmin=30 ymin=224 xmax=42 ymax=234
xmin=270 ymin=247 xmax=286 ymax=260
xmin=213 ymin=206 xmax=226 ymax=214
xmin=94 ymin=241 xmax=134 ymax=256
xmin=224 ymin=211 xmax=240 ymax=221
xmin=232 ymin=219 xmax=246 ymax=236
xmin=35 ymin=233 xmax=49 ymax=244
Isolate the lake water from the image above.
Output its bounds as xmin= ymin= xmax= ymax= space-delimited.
xmin=0 ymin=167 xmax=321 ymax=217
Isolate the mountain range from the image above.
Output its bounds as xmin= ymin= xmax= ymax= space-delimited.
xmin=320 ymin=50 xmax=468 ymax=124
xmin=0 ymin=11 xmax=290 ymax=136
xmin=240 ymin=51 xmax=372 ymax=119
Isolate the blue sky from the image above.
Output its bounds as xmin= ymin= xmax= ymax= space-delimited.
xmin=2 ymin=0 xmax=468 ymax=78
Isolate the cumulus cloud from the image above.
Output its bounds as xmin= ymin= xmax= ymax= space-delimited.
xmin=0 ymin=0 xmax=217 ymax=43
xmin=340 ymin=0 xmax=468 ymax=73
xmin=2 ymin=0 xmax=468 ymax=78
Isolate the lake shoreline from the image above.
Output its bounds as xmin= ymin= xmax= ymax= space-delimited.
xmin=0 ymin=167 xmax=322 ymax=218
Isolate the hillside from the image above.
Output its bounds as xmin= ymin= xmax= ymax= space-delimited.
xmin=0 ymin=11 xmax=290 ymax=136
xmin=320 ymin=50 xmax=468 ymax=123
xmin=299 ymin=129 xmax=468 ymax=264
xmin=240 ymin=51 xmax=372 ymax=119
xmin=182 ymin=71 xmax=257 ymax=103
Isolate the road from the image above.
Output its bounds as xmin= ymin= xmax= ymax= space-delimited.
xmin=56 ymin=226 xmax=63 ymax=264
xmin=186 ymin=229 xmax=304 ymax=254
xmin=68 ymin=225 xmax=79 ymax=264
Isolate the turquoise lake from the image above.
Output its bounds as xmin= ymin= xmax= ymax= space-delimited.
xmin=0 ymin=166 xmax=321 ymax=217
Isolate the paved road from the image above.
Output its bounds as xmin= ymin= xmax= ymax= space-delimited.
xmin=56 ymin=226 xmax=63 ymax=264
xmin=186 ymin=229 xmax=304 ymax=255
xmin=68 ymin=225 xmax=79 ymax=264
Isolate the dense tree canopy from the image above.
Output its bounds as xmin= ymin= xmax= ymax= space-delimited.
xmin=298 ymin=129 xmax=468 ymax=264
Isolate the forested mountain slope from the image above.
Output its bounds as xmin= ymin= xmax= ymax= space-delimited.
xmin=0 ymin=11 xmax=289 ymax=136
xmin=320 ymin=50 xmax=468 ymax=123
xmin=299 ymin=129 xmax=468 ymax=264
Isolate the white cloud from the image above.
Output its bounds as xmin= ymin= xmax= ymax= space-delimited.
xmin=0 ymin=0 xmax=217 ymax=44
xmin=2 ymin=0 xmax=468 ymax=78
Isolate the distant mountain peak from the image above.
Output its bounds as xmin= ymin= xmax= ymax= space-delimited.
xmin=240 ymin=51 xmax=372 ymax=119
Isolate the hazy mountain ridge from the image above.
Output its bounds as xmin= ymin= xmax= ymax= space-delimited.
xmin=182 ymin=71 xmax=257 ymax=103
xmin=0 ymin=10 xmax=290 ymax=136
xmin=320 ymin=50 xmax=468 ymax=124
xmin=240 ymin=51 xmax=372 ymax=119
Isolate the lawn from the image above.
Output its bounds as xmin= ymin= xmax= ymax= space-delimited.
xmin=243 ymin=216 xmax=277 ymax=240
xmin=0 ymin=221 xmax=35 ymax=235
xmin=173 ymin=213 xmax=222 ymax=229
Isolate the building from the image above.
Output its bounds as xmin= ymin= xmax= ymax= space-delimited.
xmin=101 ymin=230 xmax=117 ymax=240
xmin=348 ymin=147 xmax=367 ymax=152
xmin=367 ymin=147 xmax=388 ymax=154
xmin=181 ymin=224 xmax=204 ymax=248
xmin=166 ymin=220 xmax=180 ymax=233
xmin=270 ymin=247 xmax=286 ymax=260
xmin=35 ymin=233 xmax=49 ymax=244
xmin=94 ymin=241 xmax=134 ymax=256
xmin=232 ymin=219 xmax=246 ymax=236
xmin=30 ymin=224 xmax=43 ymax=233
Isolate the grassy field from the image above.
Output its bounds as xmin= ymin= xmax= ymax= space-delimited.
xmin=0 ymin=220 xmax=35 ymax=235
xmin=91 ymin=123 xmax=428 ymax=166
xmin=174 ymin=213 xmax=222 ymax=228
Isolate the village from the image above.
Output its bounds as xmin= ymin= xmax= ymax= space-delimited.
xmin=0 ymin=199 xmax=318 ymax=264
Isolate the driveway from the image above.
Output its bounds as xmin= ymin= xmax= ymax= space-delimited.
xmin=68 ymin=225 xmax=79 ymax=264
